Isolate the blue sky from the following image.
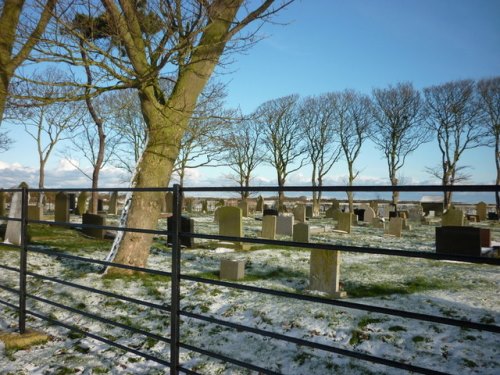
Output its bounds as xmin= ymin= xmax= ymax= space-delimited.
xmin=1 ymin=0 xmax=499 ymax=191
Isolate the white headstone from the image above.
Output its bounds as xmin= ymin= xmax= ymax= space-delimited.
xmin=4 ymin=183 xmax=29 ymax=246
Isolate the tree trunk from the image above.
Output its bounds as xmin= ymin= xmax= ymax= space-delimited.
xmin=38 ymin=158 xmax=46 ymax=207
xmin=347 ymin=162 xmax=355 ymax=212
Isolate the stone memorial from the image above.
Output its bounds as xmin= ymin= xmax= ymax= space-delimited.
xmin=436 ymin=226 xmax=490 ymax=256
xmin=167 ymin=215 xmax=195 ymax=248
xmin=369 ymin=200 xmax=379 ymax=212
xmin=256 ymin=196 xmax=264 ymax=212
xmin=261 ymin=215 xmax=276 ymax=240
xmin=164 ymin=192 xmax=173 ymax=213
xmin=54 ymin=192 xmax=69 ymax=223
xmin=335 ymin=212 xmax=352 ymax=233
xmin=305 ymin=206 xmax=313 ymax=219
xmin=293 ymin=222 xmax=310 ymax=243
xmin=201 ymin=200 xmax=208 ymax=213
xmin=293 ymin=205 xmax=306 ymax=223
xmin=263 ymin=208 xmax=279 ymax=217
xmin=276 ymin=215 xmax=294 ymax=236
xmin=362 ymin=205 xmax=376 ymax=223
xmin=238 ymin=200 xmax=249 ymax=217
xmin=441 ymin=207 xmax=464 ymax=227
xmin=108 ymin=192 xmax=118 ymax=215
xmin=4 ymin=182 xmax=28 ymax=246
xmin=220 ymin=259 xmax=245 ymax=281
xmin=27 ymin=205 xmax=42 ymax=221
xmin=185 ymin=198 xmax=193 ymax=213
xmin=82 ymin=213 xmax=106 ymax=239
xmin=387 ymin=217 xmax=402 ymax=237
xmin=218 ymin=206 xmax=244 ymax=248
xmin=97 ymin=199 xmax=104 ymax=212
xmin=476 ymin=202 xmax=487 ymax=221
xmin=309 ymin=250 xmax=346 ymax=298
xmin=331 ymin=199 xmax=340 ymax=210
xmin=371 ymin=217 xmax=385 ymax=229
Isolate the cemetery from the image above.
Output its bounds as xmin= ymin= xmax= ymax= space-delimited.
xmin=0 ymin=188 xmax=499 ymax=374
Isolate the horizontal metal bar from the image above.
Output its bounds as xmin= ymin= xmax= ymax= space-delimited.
xmin=26 ymin=187 xmax=174 ymax=193
xmin=0 ymin=284 xmax=19 ymax=296
xmin=25 ymin=307 xmax=172 ymax=368
xmin=27 ymin=219 xmax=173 ymax=237
xmin=27 ymin=271 xmax=170 ymax=313
xmin=180 ymin=310 xmax=448 ymax=375
xmin=27 ymin=247 xmax=173 ymax=277
xmin=28 ymin=293 xmax=171 ymax=345
xmin=0 ymin=297 xmax=18 ymax=310
xmin=0 ymin=264 xmax=20 ymax=273
xmin=180 ymin=275 xmax=499 ymax=334
xmin=181 ymin=184 xmax=498 ymax=193
xmin=179 ymin=342 xmax=281 ymax=375
xmin=186 ymin=233 xmax=500 ymax=266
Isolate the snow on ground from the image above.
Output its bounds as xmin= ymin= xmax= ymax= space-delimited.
xmin=0 ymin=212 xmax=499 ymax=374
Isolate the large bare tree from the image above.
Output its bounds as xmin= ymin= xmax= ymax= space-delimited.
xmin=225 ymin=117 xmax=265 ymax=199
xmin=0 ymin=0 xmax=57 ymax=123
xmin=477 ymin=77 xmax=500 ymax=213
xmin=300 ymin=94 xmax=341 ymax=215
xmin=424 ymin=79 xmax=485 ymax=208
xmin=371 ymin=83 xmax=429 ymax=207
xmin=331 ymin=90 xmax=372 ymax=212
xmin=256 ymin=94 xmax=306 ymax=210
xmin=33 ymin=1 xmax=289 ymax=274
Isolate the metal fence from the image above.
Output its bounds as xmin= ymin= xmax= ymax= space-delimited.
xmin=0 ymin=184 xmax=499 ymax=375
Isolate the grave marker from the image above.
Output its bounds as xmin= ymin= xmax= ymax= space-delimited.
xmin=362 ymin=205 xmax=376 ymax=223
xmin=309 ymin=250 xmax=346 ymax=298
xmin=167 ymin=215 xmax=195 ymax=248
xmin=276 ymin=215 xmax=294 ymax=236
xmin=293 ymin=204 xmax=306 ymax=223
xmin=4 ymin=182 xmax=28 ymax=246
xmin=293 ymin=222 xmax=309 ymax=243
xmin=238 ymin=200 xmax=249 ymax=217
xmin=76 ymin=192 xmax=88 ymax=215
xmin=261 ymin=215 xmax=276 ymax=240
xmin=256 ymin=196 xmax=264 ymax=212
xmin=82 ymin=213 xmax=106 ymax=239
xmin=441 ymin=207 xmax=464 ymax=227
xmin=108 ymin=192 xmax=118 ymax=215
xmin=335 ymin=212 xmax=352 ymax=233
xmin=476 ymin=201 xmax=487 ymax=221
xmin=218 ymin=206 xmax=243 ymax=248
xmin=54 ymin=192 xmax=69 ymax=223
xmin=387 ymin=217 xmax=402 ymax=237
xmin=220 ymin=259 xmax=245 ymax=280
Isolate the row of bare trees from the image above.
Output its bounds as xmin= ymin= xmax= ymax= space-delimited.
xmin=225 ymin=79 xmax=499 ymax=212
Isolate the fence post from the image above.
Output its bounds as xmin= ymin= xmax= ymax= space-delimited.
xmin=170 ymin=184 xmax=182 ymax=375
xmin=19 ymin=186 xmax=28 ymax=334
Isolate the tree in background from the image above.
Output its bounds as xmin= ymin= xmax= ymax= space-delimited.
xmin=225 ymin=117 xmax=265 ymax=199
xmin=332 ymin=90 xmax=373 ymax=212
xmin=256 ymin=94 xmax=306 ymax=210
xmin=371 ymin=83 xmax=429 ymax=208
xmin=300 ymin=94 xmax=341 ymax=215
xmin=477 ymin=77 xmax=500 ymax=214
xmin=9 ymin=68 xmax=81 ymax=206
xmin=424 ymin=79 xmax=486 ymax=208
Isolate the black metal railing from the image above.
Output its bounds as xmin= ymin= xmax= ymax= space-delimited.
xmin=0 ymin=184 xmax=499 ymax=375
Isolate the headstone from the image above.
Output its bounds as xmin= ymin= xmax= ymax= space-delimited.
xmin=213 ymin=207 xmax=220 ymax=223
xmin=220 ymin=259 xmax=245 ymax=280
xmin=76 ymin=192 xmax=89 ymax=215
xmin=238 ymin=200 xmax=249 ymax=217
xmin=276 ymin=215 xmax=294 ymax=236
xmin=441 ymin=208 xmax=464 ymax=227
xmin=325 ymin=206 xmax=337 ymax=218
xmin=263 ymin=208 xmax=279 ymax=217
xmin=215 ymin=199 xmax=225 ymax=208
xmin=293 ymin=222 xmax=309 ymax=243
xmin=353 ymin=208 xmax=365 ymax=222
xmin=27 ymin=205 xmax=42 ymax=221
xmin=4 ymin=182 xmax=28 ymax=246
xmin=309 ymin=250 xmax=346 ymax=298
xmin=82 ymin=213 xmax=106 ymax=239
xmin=476 ymin=202 xmax=487 ymax=221
xmin=305 ymin=206 xmax=313 ymax=219
xmin=362 ymin=205 xmax=376 ymax=223
xmin=68 ymin=193 xmax=76 ymax=213
xmin=369 ymin=200 xmax=379 ymax=212
xmin=336 ymin=212 xmax=352 ymax=233
xmin=218 ymin=206 xmax=243 ymax=246
xmin=331 ymin=199 xmax=340 ymax=210
xmin=185 ymin=198 xmax=193 ymax=213
xmin=387 ymin=217 xmax=403 ymax=237
xmin=108 ymin=192 xmax=118 ymax=215
xmin=436 ymin=226 xmax=489 ymax=256
xmin=165 ymin=192 xmax=173 ymax=213
xmin=487 ymin=212 xmax=499 ymax=220
xmin=293 ymin=205 xmax=306 ymax=223
xmin=201 ymin=200 xmax=208 ymax=213
xmin=261 ymin=215 xmax=276 ymax=240
xmin=97 ymin=199 xmax=104 ymax=212
xmin=167 ymin=215 xmax=195 ymax=248
xmin=371 ymin=217 xmax=385 ymax=229
xmin=256 ymin=196 xmax=264 ymax=212
xmin=54 ymin=192 xmax=70 ymax=223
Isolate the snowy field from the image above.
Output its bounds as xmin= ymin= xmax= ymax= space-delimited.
xmin=0 ymin=210 xmax=499 ymax=374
